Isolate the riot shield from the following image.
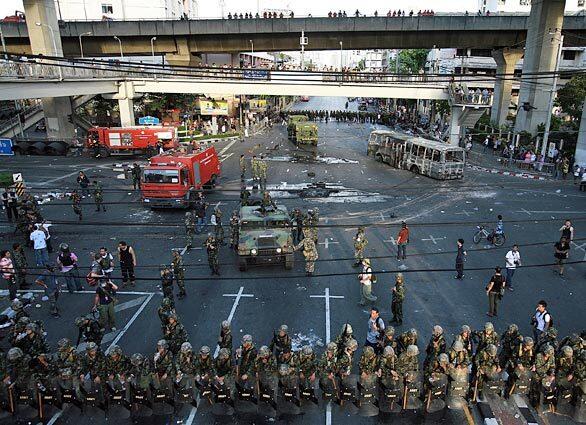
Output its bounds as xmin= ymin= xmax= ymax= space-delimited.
xmin=319 ymin=374 xmax=339 ymax=402
xmin=537 ymin=376 xmax=557 ymax=413
xmin=378 ymin=376 xmax=403 ymax=414
xmin=37 ymin=382 xmax=62 ymax=420
xmin=339 ymin=374 xmax=359 ymax=415
xmin=211 ymin=378 xmax=234 ymax=417
xmin=424 ymin=373 xmax=448 ymax=418
xmin=357 ymin=374 xmax=379 ymax=417
xmin=573 ymin=381 xmax=586 ymax=422
xmin=257 ymin=375 xmax=278 ymax=417
xmin=278 ymin=375 xmax=301 ymax=416
xmin=175 ymin=374 xmax=197 ymax=407
xmin=12 ymin=384 xmax=38 ymax=420
xmin=299 ymin=378 xmax=319 ymax=410
xmin=481 ymin=371 xmax=504 ymax=398
xmin=106 ymin=379 xmax=131 ymax=419
xmin=79 ymin=378 xmax=106 ymax=418
xmin=555 ymin=378 xmax=574 ymax=416
xmin=234 ymin=377 xmax=257 ymax=414
xmin=506 ymin=367 xmax=532 ymax=397
xmin=447 ymin=367 xmax=469 ymax=409
xmin=403 ymin=372 xmax=423 ymax=410
xmin=151 ymin=374 xmax=175 ymax=415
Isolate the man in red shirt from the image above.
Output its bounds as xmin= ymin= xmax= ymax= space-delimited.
xmin=396 ymin=222 xmax=409 ymax=260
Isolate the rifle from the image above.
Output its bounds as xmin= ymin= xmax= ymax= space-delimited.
xmin=8 ymin=383 xmax=15 ymax=414
xmin=402 ymin=377 xmax=408 ymax=410
xmin=37 ymin=387 xmax=44 ymax=420
xmin=472 ymin=370 xmax=480 ymax=402
xmin=425 ymin=388 xmax=432 ymax=411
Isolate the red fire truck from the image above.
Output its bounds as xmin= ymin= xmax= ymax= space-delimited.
xmin=141 ymin=149 xmax=221 ymax=208
xmin=86 ymin=126 xmax=179 ymax=157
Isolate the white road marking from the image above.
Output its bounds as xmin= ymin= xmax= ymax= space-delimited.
xmin=455 ymin=210 xmax=472 ymax=217
xmin=318 ymin=238 xmax=339 ymax=249
xmin=516 ymin=208 xmax=532 ymax=216
xmin=421 ymin=235 xmax=446 ymax=245
xmin=105 ymin=292 xmax=155 ymax=354
xmin=379 ymin=212 xmax=386 ymax=221
xmin=18 ymin=289 xmax=154 ymax=296
xmin=114 ymin=295 xmax=148 ymax=312
xmin=46 ymin=411 xmax=62 ymax=425
xmin=571 ymin=241 xmax=586 ymax=261
xmin=310 ymin=288 xmax=343 ymax=425
xmin=220 ymin=152 xmax=234 ymax=163
xmin=219 ymin=138 xmax=239 ymax=155
xmin=37 ymin=166 xmax=96 ymax=186
xmin=516 ymin=210 xmax=586 ymax=214
xmin=384 ymin=236 xmax=397 ymax=245
xmin=213 ymin=287 xmax=254 ymax=357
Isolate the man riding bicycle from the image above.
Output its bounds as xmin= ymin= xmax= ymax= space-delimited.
xmin=488 ymin=215 xmax=504 ymax=243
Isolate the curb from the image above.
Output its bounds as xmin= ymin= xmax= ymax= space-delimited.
xmin=467 ymin=164 xmax=548 ymax=181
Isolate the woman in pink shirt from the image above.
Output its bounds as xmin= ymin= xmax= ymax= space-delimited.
xmin=1 ymin=250 xmax=17 ymax=300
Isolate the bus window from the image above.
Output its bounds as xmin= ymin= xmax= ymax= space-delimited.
xmin=416 ymin=145 xmax=426 ymax=158
xmin=432 ymin=150 xmax=441 ymax=162
xmin=424 ymin=148 xmax=434 ymax=160
xmin=445 ymin=150 xmax=464 ymax=162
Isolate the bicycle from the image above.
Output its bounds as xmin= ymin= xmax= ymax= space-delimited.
xmin=473 ymin=225 xmax=506 ymax=247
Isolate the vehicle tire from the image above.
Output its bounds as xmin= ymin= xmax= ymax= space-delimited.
xmin=473 ymin=231 xmax=482 ymax=245
xmin=238 ymin=258 xmax=248 ymax=272
xmin=375 ymin=154 xmax=383 ymax=163
xmin=493 ymin=234 xmax=506 ymax=247
xmin=284 ymin=254 xmax=294 ymax=270
xmin=410 ymin=165 xmax=420 ymax=175
xmin=99 ymin=146 xmax=111 ymax=158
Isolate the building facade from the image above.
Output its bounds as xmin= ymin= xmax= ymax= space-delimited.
xmin=53 ymin=0 xmax=197 ymax=20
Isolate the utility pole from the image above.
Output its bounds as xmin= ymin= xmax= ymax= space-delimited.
xmin=542 ymin=32 xmax=564 ymax=157
xmin=0 ymin=25 xmax=7 ymax=60
xmin=300 ymin=30 xmax=308 ymax=70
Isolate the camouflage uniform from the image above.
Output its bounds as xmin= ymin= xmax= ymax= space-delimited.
xmin=56 ymin=339 xmax=80 ymax=374
xmin=152 ymin=341 xmax=175 ymax=391
xmin=16 ymin=325 xmax=49 ymax=359
xmin=160 ymin=266 xmax=175 ymax=301
xmin=175 ymin=348 xmax=197 ymax=377
xmin=212 ymin=208 xmax=224 ymax=245
xmin=448 ymin=343 xmax=471 ymax=370
xmin=255 ymin=347 xmax=278 ymax=386
xmin=12 ymin=245 xmax=28 ymax=289
xmin=185 ymin=212 xmax=196 ymax=248
xmin=474 ymin=345 xmax=500 ymax=388
xmin=251 ymin=157 xmax=259 ymax=183
xmin=353 ymin=227 xmax=368 ymax=267
xmin=334 ymin=324 xmax=354 ymax=358
xmin=396 ymin=345 xmax=420 ymax=376
xmin=194 ymin=349 xmax=215 ymax=381
xmin=358 ymin=346 xmax=378 ymax=376
xmin=534 ymin=349 xmax=556 ymax=380
xmin=214 ymin=349 xmax=234 ymax=379
xmin=269 ymin=326 xmax=292 ymax=358
xmin=473 ymin=323 xmax=499 ymax=356
xmin=171 ymin=251 xmax=186 ymax=298
xmin=131 ymin=164 xmax=142 ymax=189
xmin=424 ymin=326 xmax=447 ymax=368
xmin=239 ymin=155 xmax=246 ymax=178
xmin=93 ymin=182 xmax=105 ymax=212
xmin=500 ymin=324 xmax=523 ymax=368
xmin=164 ymin=317 xmax=189 ymax=355
xmin=78 ymin=346 xmax=107 ymax=382
xmin=258 ymin=157 xmax=268 ymax=190
xmin=157 ymin=298 xmax=176 ymax=331
xmin=294 ymin=236 xmax=318 ymax=275
xmin=378 ymin=347 xmax=399 ymax=379
xmin=204 ymin=235 xmax=220 ymax=276
xmin=6 ymin=348 xmax=33 ymax=389
xmin=574 ymin=351 xmax=586 ymax=383
xmin=278 ymin=350 xmax=299 ymax=371
xmin=129 ymin=354 xmax=152 ymax=392
xmin=556 ymin=346 xmax=575 ymax=381
xmin=318 ymin=343 xmax=338 ymax=391
xmin=229 ymin=211 xmax=239 ymax=249
xmin=70 ymin=191 xmax=82 ymax=221
xmin=218 ymin=321 xmax=233 ymax=354
xmin=75 ymin=316 xmax=104 ymax=347
xmin=298 ymin=347 xmax=318 ymax=389
xmin=397 ymin=329 xmax=418 ymax=355
xmin=381 ymin=326 xmax=397 ymax=351
xmin=391 ymin=275 xmax=405 ymax=325
xmin=236 ymin=337 xmax=258 ymax=381
xmin=105 ymin=347 xmax=131 ymax=388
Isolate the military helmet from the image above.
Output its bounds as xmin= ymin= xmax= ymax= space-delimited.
xmin=438 ymin=353 xmax=449 ymax=363
xmin=396 ymin=273 xmax=404 ymax=284
xmin=242 ymin=334 xmax=253 ymax=344
xmin=484 ymin=322 xmax=494 ymax=332
xmin=86 ymin=342 xmax=98 ymax=351
xmin=453 ymin=340 xmax=464 ymax=352
xmin=409 ymin=328 xmax=418 ymax=338
xmin=326 ymin=342 xmax=337 ymax=353
xmin=279 ymin=324 xmax=289 ymax=333
xmin=181 ymin=342 xmax=193 ymax=353
xmin=59 ymin=243 xmax=69 ymax=252
xmin=508 ymin=323 xmax=519 ymax=333
xmin=200 ymin=345 xmax=211 ymax=355
xmin=25 ymin=322 xmax=38 ymax=332
xmin=7 ymin=347 xmax=23 ymax=361
xmin=302 ymin=346 xmax=313 ymax=356
xmin=218 ymin=348 xmax=230 ymax=359
xmin=221 ymin=320 xmax=230 ymax=329
xmin=543 ymin=344 xmax=555 ymax=355
xmin=363 ymin=346 xmax=374 ymax=356
xmin=157 ymin=339 xmax=169 ymax=350
xmin=561 ymin=345 xmax=573 ymax=358
xmin=345 ymin=338 xmax=358 ymax=351
xmin=342 ymin=323 xmax=353 ymax=335
xmin=185 ymin=211 xmax=193 ymax=217
xmin=57 ymin=338 xmax=71 ymax=350
xmin=75 ymin=316 xmax=86 ymax=327
xmin=383 ymin=346 xmax=395 ymax=358
xmin=546 ymin=327 xmax=558 ymax=337
xmin=109 ymin=345 xmax=122 ymax=357
xmin=358 ymin=226 xmax=365 ymax=232
xmin=433 ymin=325 xmax=443 ymax=336
xmin=385 ymin=326 xmax=395 ymax=337
xmin=131 ymin=353 xmax=144 ymax=366
xmin=461 ymin=325 xmax=471 ymax=334
xmin=487 ymin=344 xmax=497 ymax=356
xmin=11 ymin=299 xmax=23 ymax=310
xmin=60 ymin=367 xmax=73 ymax=378
xmin=523 ymin=337 xmax=534 ymax=347
xmin=259 ymin=345 xmax=270 ymax=357
xmin=161 ymin=297 xmax=172 ymax=307
xmin=406 ymin=345 xmax=419 ymax=356
xmin=279 ymin=363 xmax=289 ymax=375
xmin=168 ymin=313 xmax=178 ymax=322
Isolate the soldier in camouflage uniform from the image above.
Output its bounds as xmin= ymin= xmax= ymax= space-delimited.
xmin=185 ymin=212 xmax=196 ymax=248
xmin=448 ymin=340 xmax=471 ymax=371
xmin=294 ymin=231 xmax=318 ymax=276
xmin=56 ymin=338 xmax=79 ymax=375
xmin=353 ymin=227 xmax=368 ymax=267
xmin=11 ymin=242 xmax=28 ymax=289
xmin=128 ymin=353 xmax=152 ymax=402
xmin=290 ymin=208 xmax=304 ymax=244
xmin=558 ymin=333 xmax=583 ymax=356
xmin=424 ymin=352 xmax=449 ymax=387
xmin=93 ymin=181 xmax=106 ymax=212
xmin=307 ymin=208 xmax=319 ymax=243
xmin=556 ymin=346 xmax=575 ymax=384
xmin=9 ymin=315 xmax=30 ymax=346
xmin=537 ymin=327 xmax=559 ymax=354
xmin=229 ymin=211 xmax=239 ymax=250
xmin=318 ymin=342 xmax=339 ymax=396
xmin=381 ymin=326 xmax=397 ymax=351
xmin=396 ymin=345 xmax=420 ymax=377
xmin=31 ymin=352 xmax=58 ymax=394
xmin=455 ymin=324 xmax=473 ymax=354
xmin=510 ymin=336 xmax=535 ymax=373
xmin=377 ymin=346 xmax=399 ymax=380
xmin=336 ymin=338 xmax=358 ymax=379
xmin=251 ymin=156 xmax=259 ymax=185
xmin=160 ymin=265 xmax=175 ymax=302
xmin=500 ymin=323 xmax=523 ymax=369
xmin=204 ymin=234 xmax=220 ymax=276
xmin=269 ymin=324 xmax=292 ymax=358
xmin=255 ymin=345 xmax=278 ymax=395
xmin=397 ymin=328 xmax=418 ymax=356
xmin=359 ymin=346 xmax=378 ymax=378
xmin=212 ymin=207 xmax=225 ymax=245
xmin=214 ymin=348 xmax=233 ymax=383
xmin=258 ymin=155 xmax=268 ymax=191
xmin=152 ymin=339 xmax=175 ymax=394
xmin=239 ymin=154 xmax=246 ymax=180
xmin=424 ymin=325 xmax=447 ymax=369
xmin=10 ymin=299 xmax=29 ymax=325
xmin=70 ymin=190 xmax=82 ymax=221
xmin=106 ymin=345 xmax=131 ymax=394
xmin=193 ymin=345 xmax=214 ymax=395
xmin=278 ymin=348 xmax=299 ymax=371
xmin=334 ymin=323 xmax=354 ymax=357
xmin=164 ymin=313 xmax=189 ymax=355
xmin=390 ymin=273 xmax=405 ymax=325
xmin=298 ymin=346 xmax=317 ymax=392
xmin=5 ymin=347 xmax=33 ymax=394
xmin=236 ymin=334 xmax=258 ymax=385
xmin=218 ymin=320 xmax=233 ymax=354
xmin=157 ymin=297 xmax=176 ymax=332
xmin=473 ymin=322 xmax=499 ymax=356
xmin=75 ymin=315 xmax=104 ymax=347
xmin=175 ymin=342 xmax=197 ymax=399
xmin=474 ymin=344 xmax=501 ymax=392
xmin=171 ymin=250 xmax=186 ymax=299
xmin=15 ymin=322 xmax=49 ymax=360
xmin=532 ymin=344 xmax=556 ymax=402
xmin=574 ymin=350 xmax=586 ymax=384
xmin=78 ymin=341 xmax=106 ymax=392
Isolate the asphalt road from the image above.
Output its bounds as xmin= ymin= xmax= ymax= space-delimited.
xmin=1 ymin=96 xmax=585 ymax=425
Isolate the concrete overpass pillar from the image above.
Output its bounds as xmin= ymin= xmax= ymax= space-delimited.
xmin=116 ymin=82 xmax=136 ymax=127
xmin=166 ymin=38 xmax=199 ymax=67
xmin=448 ymin=107 xmax=462 ymax=146
xmin=514 ymin=0 xmax=566 ymax=135
xmin=23 ymin=0 xmax=76 ymax=139
xmin=575 ymin=98 xmax=586 ymax=167
xmin=490 ymin=48 xmax=523 ymax=127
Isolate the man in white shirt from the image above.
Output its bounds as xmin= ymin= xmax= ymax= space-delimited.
xmin=30 ymin=224 xmax=49 ymax=266
xmin=504 ymin=244 xmax=521 ymax=292
xmin=532 ymin=300 xmax=551 ymax=342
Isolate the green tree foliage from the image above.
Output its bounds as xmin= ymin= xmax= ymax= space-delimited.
xmin=388 ymin=49 xmax=430 ymax=74
xmin=556 ymin=74 xmax=586 ymax=121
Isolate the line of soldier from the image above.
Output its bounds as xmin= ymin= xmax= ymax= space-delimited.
xmin=1 ymin=306 xmax=584 ymax=418
xmin=283 ymin=110 xmax=394 ymax=125
xmin=239 ymin=154 xmax=268 ymax=190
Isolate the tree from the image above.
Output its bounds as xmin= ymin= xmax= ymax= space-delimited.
xmin=388 ymin=49 xmax=430 ymax=74
xmin=556 ymin=74 xmax=586 ymax=122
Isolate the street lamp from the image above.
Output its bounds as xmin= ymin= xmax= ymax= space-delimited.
xmin=150 ymin=36 xmax=157 ymax=63
xmin=249 ymin=39 xmax=254 ymax=67
xmin=113 ymin=36 xmax=124 ymax=58
xmin=300 ymin=30 xmax=308 ymax=70
xmin=35 ymin=22 xmax=62 ymax=79
xmin=79 ymin=31 xmax=92 ymax=58
xmin=339 ymin=41 xmax=343 ymax=71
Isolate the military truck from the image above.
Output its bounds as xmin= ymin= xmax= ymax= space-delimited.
xmin=292 ymin=122 xmax=318 ymax=146
xmin=287 ymin=115 xmax=308 ymax=141
xmin=237 ymin=204 xmax=294 ymax=271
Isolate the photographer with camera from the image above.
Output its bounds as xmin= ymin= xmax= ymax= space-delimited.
xmin=504 ymin=244 xmax=521 ymax=292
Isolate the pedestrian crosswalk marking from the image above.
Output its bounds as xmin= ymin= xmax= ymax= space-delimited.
xmin=213 ymin=287 xmax=254 ymax=357
xmin=421 ymin=235 xmax=446 ymax=245
xmin=318 ymin=238 xmax=339 ymax=249
xmin=384 ymin=236 xmax=397 ymax=245
xmin=455 ymin=210 xmax=472 ymax=217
